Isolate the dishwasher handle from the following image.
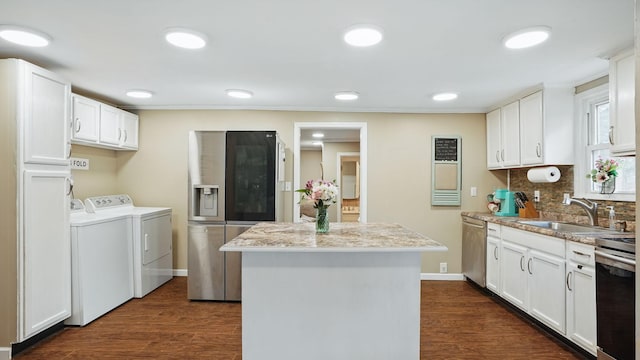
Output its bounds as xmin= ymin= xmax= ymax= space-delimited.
xmin=462 ymin=217 xmax=486 ymax=229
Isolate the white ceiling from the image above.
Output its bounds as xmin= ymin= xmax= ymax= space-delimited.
xmin=0 ymin=0 xmax=634 ymax=115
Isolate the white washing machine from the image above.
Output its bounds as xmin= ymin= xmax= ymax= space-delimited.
xmin=85 ymin=194 xmax=173 ymax=298
xmin=67 ymin=199 xmax=133 ymax=326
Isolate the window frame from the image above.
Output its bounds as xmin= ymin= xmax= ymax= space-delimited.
xmin=573 ymin=83 xmax=635 ymax=202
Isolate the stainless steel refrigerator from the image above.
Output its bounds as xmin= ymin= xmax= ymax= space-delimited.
xmin=187 ymin=130 xmax=285 ymax=300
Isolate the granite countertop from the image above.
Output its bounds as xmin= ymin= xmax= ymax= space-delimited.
xmin=461 ymin=211 xmax=635 ymax=246
xmin=220 ymin=222 xmax=448 ymax=252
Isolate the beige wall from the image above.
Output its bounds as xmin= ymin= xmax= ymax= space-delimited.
xmin=300 ymin=150 xmax=322 ymax=186
xmin=70 ymin=145 xmax=118 ymax=200
xmin=72 ymin=110 xmax=503 ymax=274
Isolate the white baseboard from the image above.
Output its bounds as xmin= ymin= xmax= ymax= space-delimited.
xmin=174 ymin=269 xmax=463 ymax=280
xmin=173 ymin=269 xmax=187 ymax=277
xmin=0 ymin=347 xmax=11 ymax=360
xmin=421 ymin=273 xmax=465 ymax=281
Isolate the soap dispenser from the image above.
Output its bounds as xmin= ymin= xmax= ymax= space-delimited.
xmin=607 ymin=206 xmax=616 ymax=230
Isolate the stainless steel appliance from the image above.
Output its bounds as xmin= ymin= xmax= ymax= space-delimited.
xmin=187 ymin=131 xmax=285 ymax=301
xmin=462 ymin=216 xmax=486 ymax=287
xmin=595 ymin=235 xmax=635 ymax=360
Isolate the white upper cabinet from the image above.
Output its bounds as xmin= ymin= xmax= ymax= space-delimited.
xmin=22 ymin=62 xmax=71 ymax=166
xmin=520 ymin=88 xmax=574 ymax=166
xmin=71 ymin=94 xmax=99 ymax=143
xmin=487 ymin=86 xmax=574 ymax=169
xmin=609 ymin=49 xmax=635 ymax=156
xmin=71 ymin=93 xmax=139 ymax=151
xmin=486 ymin=101 xmax=519 ymax=169
xmin=120 ymin=111 xmax=139 ymax=149
xmin=501 ymin=101 xmax=520 ymax=167
xmin=99 ymin=103 xmax=123 ymax=146
xmin=519 ymin=91 xmax=544 ymax=165
xmin=486 ymin=109 xmax=502 ymax=169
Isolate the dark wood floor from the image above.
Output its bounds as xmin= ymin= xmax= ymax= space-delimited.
xmin=14 ymin=277 xmax=583 ymax=359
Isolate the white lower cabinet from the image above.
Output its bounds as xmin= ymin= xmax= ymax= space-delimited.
xmin=499 ymin=227 xmax=566 ymax=333
xmin=21 ymin=169 xmax=71 ymax=340
xmin=500 ymin=241 xmax=528 ymax=310
xmin=486 ymin=224 xmax=598 ymax=355
xmin=565 ymin=243 xmax=597 ymax=355
xmin=485 ymin=225 xmax=501 ymax=294
xmin=527 ymin=249 xmax=566 ymax=333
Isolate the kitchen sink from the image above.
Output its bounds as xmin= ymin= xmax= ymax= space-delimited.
xmin=517 ymin=220 xmax=612 ymax=233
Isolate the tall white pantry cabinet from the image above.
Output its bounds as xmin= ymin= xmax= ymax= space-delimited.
xmin=0 ymin=59 xmax=72 ymax=357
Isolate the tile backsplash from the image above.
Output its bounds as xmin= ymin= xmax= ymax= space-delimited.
xmin=509 ymin=166 xmax=635 ymax=231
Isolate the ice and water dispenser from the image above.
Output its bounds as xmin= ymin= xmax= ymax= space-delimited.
xmin=191 ymin=185 xmax=220 ymax=218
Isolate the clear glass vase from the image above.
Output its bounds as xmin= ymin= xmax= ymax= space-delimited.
xmin=316 ymin=206 xmax=329 ymax=234
xmin=600 ymin=177 xmax=616 ymax=194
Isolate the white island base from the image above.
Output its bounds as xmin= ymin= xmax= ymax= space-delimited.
xmin=221 ymin=222 xmax=447 ymax=360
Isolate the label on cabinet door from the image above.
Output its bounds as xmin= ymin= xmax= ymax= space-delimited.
xmin=70 ymin=157 xmax=90 ymax=170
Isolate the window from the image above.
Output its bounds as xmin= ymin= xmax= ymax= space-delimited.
xmin=574 ymin=83 xmax=635 ymax=201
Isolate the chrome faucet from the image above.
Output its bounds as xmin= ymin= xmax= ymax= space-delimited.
xmin=562 ymin=194 xmax=598 ymax=226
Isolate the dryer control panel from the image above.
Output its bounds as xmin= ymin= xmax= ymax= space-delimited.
xmin=85 ymin=194 xmax=133 ymax=213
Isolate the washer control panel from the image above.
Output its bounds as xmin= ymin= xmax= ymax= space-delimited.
xmin=85 ymin=194 xmax=133 ymax=213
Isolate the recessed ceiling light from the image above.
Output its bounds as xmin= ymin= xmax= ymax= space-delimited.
xmin=226 ymin=89 xmax=253 ymax=99
xmin=503 ymin=26 xmax=551 ymax=49
xmin=334 ymin=91 xmax=359 ymax=101
xmin=312 ymin=133 xmax=325 ymax=138
xmin=312 ymin=141 xmax=323 ymax=146
xmin=164 ymin=27 xmax=207 ymax=49
xmin=432 ymin=92 xmax=458 ymax=101
xmin=343 ymin=25 xmax=383 ymax=47
xmin=126 ymin=90 xmax=153 ymax=99
xmin=0 ymin=25 xmax=51 ymax=47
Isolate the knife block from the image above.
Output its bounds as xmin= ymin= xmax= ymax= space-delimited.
xmin=518 ymin=202 xmax=539 ymax=218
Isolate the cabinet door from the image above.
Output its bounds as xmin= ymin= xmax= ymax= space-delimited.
xmin=21 ymin=62 xmax=71 ymax=166
xmin=120 ymin=111 xmax=139 ymax=149
xmin=21 ymin=169 xmax=71 ymax=340
xmin=528 ymin=249 xmax=565 ymax=333
xmin=610 ymin=51 xmax=635 ymax=155
xmin=500 ymin=240 xmax=527 ymax=311
xmin=566 ymin=262 xmax=596 ymax=354
xmin=500 ymin=101 xmax=520 ymax=167
xmin=486 ymin=236 xmax=500 ymax=294
xmin=99 ymin=104 xmax=121 ymax=145
xmin=71 ymin=95 xmax=99 ymax=143
xmin=519 ymin=91 xmax=544 ymax=166
xmin=486 ymin=108 xmax=502 ymax=169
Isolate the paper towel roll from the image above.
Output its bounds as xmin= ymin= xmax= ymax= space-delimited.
xmin=527 ymin=166 xmax=561 ymax=183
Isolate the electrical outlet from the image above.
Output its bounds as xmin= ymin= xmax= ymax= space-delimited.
xmin=439 ymin=262 xmax=447 ymax=273
xmin=534 ymin=190 xmax=540 ymax=202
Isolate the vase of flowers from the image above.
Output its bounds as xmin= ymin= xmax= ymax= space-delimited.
xmin=586 ymin=158 xmax=619 ymax=194
xmin=296 ymin=179 xmax=339 ymax=233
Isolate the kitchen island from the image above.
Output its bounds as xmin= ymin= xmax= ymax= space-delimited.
xmin=220 ymin=222 xmax=447 ymax=360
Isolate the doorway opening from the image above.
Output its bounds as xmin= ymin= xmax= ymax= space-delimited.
xmin=293 ymin=122 xmax=367 ymax=223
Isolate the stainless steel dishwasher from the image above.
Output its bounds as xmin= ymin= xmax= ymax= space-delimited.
xmin=462 ymin=216 xmax=486 ymax=287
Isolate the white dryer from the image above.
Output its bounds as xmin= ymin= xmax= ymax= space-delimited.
xmin=67 ymin=199 xmax=133 ymax=326
xmin=85 ymin=194 xmax=173 ymax=298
